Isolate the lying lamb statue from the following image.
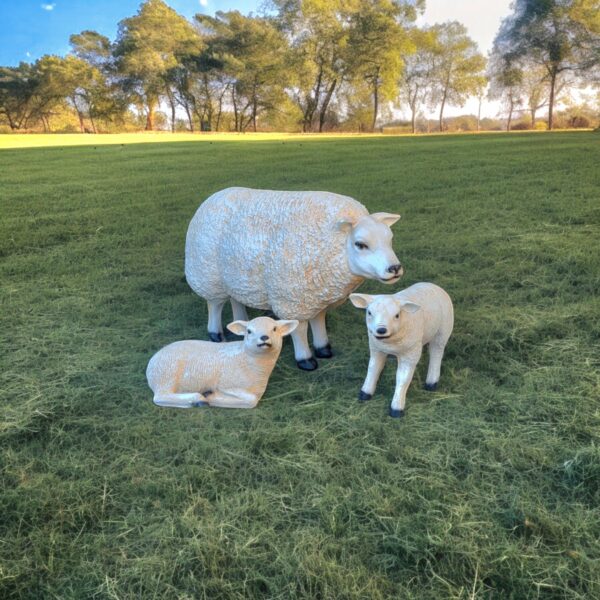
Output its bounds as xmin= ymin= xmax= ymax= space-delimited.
xmin=349 ymin=283 xmax=453 ymax=418
xmin=146 ymin=316 xmax=298 ymax=409
xmin=185 ymin=187 xmax=404 ymax=371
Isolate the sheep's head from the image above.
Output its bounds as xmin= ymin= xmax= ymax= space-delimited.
xmin=349 ymin=293 xmax=420 ymax=340
xmin=227 ymin=317 xmax=298 ymax=355
xmin=338 ymin=213 xmax=403 ymax=284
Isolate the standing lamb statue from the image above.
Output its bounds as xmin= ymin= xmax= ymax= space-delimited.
xmin=185 ymin=187 xmax=404 ymax=371
xmin=147 ymin=316 xmax=298 ymax=409
xmin=349 ymin=283 xmax=453 ymax=418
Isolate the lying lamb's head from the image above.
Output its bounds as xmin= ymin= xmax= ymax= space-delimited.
xmin=349 ymin=293 xmax=420 ymax=340
xmin=338 ymin=213 xmax=403 ymax=284
xmin=227 ymin=317 xmax=299 ymax=355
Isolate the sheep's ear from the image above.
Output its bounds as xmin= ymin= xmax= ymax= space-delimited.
xmin=227 ymin=320 xmax=249 ymax=335
xmin=349 ymin=293 xmax=374 ymax=309
xmin=277 ymin=320 xmax=299 ymax=336
xmin=400 ymin=301 xmax=420 ymax=314
xmin=371 ymin=212 xmax=401 ymax=227
xmin=337 ymin=217 xmax=356 ymax=233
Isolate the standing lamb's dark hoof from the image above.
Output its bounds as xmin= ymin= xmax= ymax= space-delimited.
xmin=208 ymin=332 xmax=223 ymax=343
xmin=314 ymin=344 xmax=333 ymax=359
xmin=358 ymin=390 xmax=372 ymax=402
xmin=297 ymin=357 xmax=318 ymax=371
xmin=389 ymin=408 xmax=405 ymax=418
xmin=424 ymin=382 xmax=438 ymax=392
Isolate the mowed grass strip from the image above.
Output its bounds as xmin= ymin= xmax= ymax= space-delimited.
xmin=1 ymin=132 xmax=599 ymax=599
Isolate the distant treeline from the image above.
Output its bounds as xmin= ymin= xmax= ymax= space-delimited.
xmin=1 ymin=0 xmax=598 ymax=134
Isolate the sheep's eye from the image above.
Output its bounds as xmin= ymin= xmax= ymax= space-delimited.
xmin=273 ymin=326 xmax=277 ymax=332
xmin=395 ymin=314 xmax=399 ymax=319
xmin=367 ymin=310 xmax=372 ymax=316
xmin=247 ymin=329 xmax=253 ymax=334
xmin=354 ymin=241 xmax=368 ymax=250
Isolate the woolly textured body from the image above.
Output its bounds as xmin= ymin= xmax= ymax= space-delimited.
xmin=185 ymin=187 xmax=367 ymax=321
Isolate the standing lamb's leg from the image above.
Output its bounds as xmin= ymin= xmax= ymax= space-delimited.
xmin=231 ymin=298 xmax=249 ymax=322
xmin=424 ymin=339 xmax=447 ymax=391
xmin=310 ymin=309 xmax=333 ymax=358
xmin=153 ymin=392 xmax=208 ymax=408
xmin=291 ymin=320 xmax=318 ymax=371
xmin=207 ymin=389 xmax=259 ymax=409
xmin=207 ymin=298 xmax=226 ymax=342
xmin=389 ymin=351 xmax=421 ymax=418
xmin=358 ymin=349 xmax=387 ymax=401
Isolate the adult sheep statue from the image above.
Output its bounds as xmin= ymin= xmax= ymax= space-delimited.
xmin=185 ymin=187 xmax=404 ymax=370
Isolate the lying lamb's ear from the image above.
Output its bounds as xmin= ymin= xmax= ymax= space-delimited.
xmin=277 ymin=320 xmax=299 ymax=336
xmin=337 ymin=217 xmax=356 ymax=233
xmin=227 ymin=320 xmax=249 ymax=335
xmin=371 ymin=212 xmax=401 ymax=227
xmin=400 ymin=301 xmax=420 ymax=314
xmin=349 ymin=293 xmax=374 ymax=309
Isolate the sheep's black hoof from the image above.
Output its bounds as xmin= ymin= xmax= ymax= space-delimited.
xmin=358 ymin=390 xmax=372 ymax=402
xmin=424 ymin=382 xmax=438 ymax=392
xmin=389 ymin=408 xmax=405 ymax=418
xmin=314 ymin=344 xmax=333 ymax=359
xmin=297 ymin=357 xmax=318 ymax=371
xmin=208 ymin=332 xmax=223 ymax=343
xmin=191 ymin=400 xmax=209 ymax=408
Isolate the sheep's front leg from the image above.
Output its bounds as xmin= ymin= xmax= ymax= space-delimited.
xmin=153 ymin=392 xmax=209 ymax=408
xmin=310 ymin=309 xmax=333 ymax=359
xmin=291 ymin=320 xmax=318 ymax=371
xmin=207 ymin=389 xmax=259 ymax=409
xmin=358 ymin=349 xmax=386 ymax=402
xmin=207 ymin=298 xmax=226 ymax=342
xmin=389 ymin=350 xmax=421 ymax=418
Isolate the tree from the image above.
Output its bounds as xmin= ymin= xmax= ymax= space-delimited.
xmin=0 ymin=63 xmax=40 ymax=130
xmin=493 ymin=0 xmax=600 ymax=130
xmin=488 ymin=56 xmax=523 ymax=131
xmin=429 ymin=22 xmax=487 ymax=132
xmin=113 ymin=0 xmax=201 ymax=131
xmin=398 ymin=26 xmax=438 ymax=133
xmin=196 ymin=11 xmax=288 ymax=132
xmin=346 ymin=0 xmax=422 ymax=131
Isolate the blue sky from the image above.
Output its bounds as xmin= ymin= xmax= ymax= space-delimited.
xmin=0 ymin=1 xmax=261 ymax=66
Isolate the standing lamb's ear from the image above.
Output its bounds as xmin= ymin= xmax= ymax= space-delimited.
xmin=227 ymin=320 xmax=249 ymax=335
xmin=371 ymin=212 xmax=401 ymax=227
xmin=277 ymin=320 xmax=299 ymax=336
xmin=400 ymin=301 xmax=420 ymax=314
xmin=349 ymin=293 xmax=374 ymax=309
xmin=337 ymin=217 xmax=356 ymax=233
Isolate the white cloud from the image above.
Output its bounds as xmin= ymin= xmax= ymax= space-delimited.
xmin=26 ymin=51 xmax=31 ymax=57
xmin=41 ymin=3 xmax=56 ymax=10
xmin=199 ymin=0 xmax=208 ymax=7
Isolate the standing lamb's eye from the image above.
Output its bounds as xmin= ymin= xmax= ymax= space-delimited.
xmin=395 ymin=314 xmax=399 ymax=319
xmin=367 ymin=310 xmax=372 ymax=316
xmin=247 ymin=329 xmax=253 ymax=334
xmin=354 ymin=241 xmax=369 ymax=250
xmin=273 ymin=326 xmax=277 ymax=332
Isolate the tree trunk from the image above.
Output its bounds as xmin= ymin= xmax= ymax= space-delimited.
xmin=371 ymin=68 xmax=380 ymax=132
xmin=439 ymin=95 xmax=446 ymax=132
xmin=477 ymin=96 xmax=482 ymax=132
xmin=531 ymin=108 xmax=536 ymax=128
xmin=318 ymin=79 xmax=337 ymax=133
xmin=507 ymin=96 xmax=514 ymax=132
xmin=165 ymin=87 xmax=176 ymax=133
xmin=184 ymin=102 xmax=194 ymax=132
xmin=231 ymin=88 xmax=239 ymax=132
xmin=145 ymin=100 xmax=154 ymax=131
xmin=548 ymin=68 xmax=557 ymax=131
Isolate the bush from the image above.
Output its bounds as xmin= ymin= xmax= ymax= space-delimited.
xmin=533 ymin=121 xmax=547 ymax=131
xmin=511 ymin=122 xmax=530 ymax=131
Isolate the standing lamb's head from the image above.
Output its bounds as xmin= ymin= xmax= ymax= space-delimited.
xmin=349 ymin=293 xmax=420 ymax=340
xmin=227 ymin=317 xmax=299 ymax=355
xmin=338 ymin=213 xmax=403 ymax=284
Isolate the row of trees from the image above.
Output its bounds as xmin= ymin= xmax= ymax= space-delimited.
xmin=0 ymin=0 xmax=598 ymax=134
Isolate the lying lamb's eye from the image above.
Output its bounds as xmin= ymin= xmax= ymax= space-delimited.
xmin=395 ymin=314 xmax=399 ymax=319
xmin=247 ymin=329 xmax=253 ymax=334
xmin=367 ymin=310 xmax=372 ymax=316
xmin=354 ymin=241 xmax=368 ymax=250
xmin=273 ymin=326 xmax=277 ymax=332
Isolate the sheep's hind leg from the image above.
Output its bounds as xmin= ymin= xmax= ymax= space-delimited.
xmin=231 ymin=298 xmax=249 ymax=322
xmin=207 ymin=298 xmax=226 ymax=342
xmin=424 ymin=339 xmax=447 ymax=391
xmin=153 ymin=392 xmax=208 ymax=409
xmin=291 ymin=320 xmax=318 ymax=371
xmin=310 ymin=309 xmax=333 ymax=359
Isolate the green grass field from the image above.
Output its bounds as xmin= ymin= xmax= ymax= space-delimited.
xmin=1 ymin=132 xmax=599 ymax=599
